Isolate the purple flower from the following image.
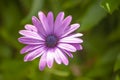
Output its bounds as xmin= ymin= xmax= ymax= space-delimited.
xmin=18 ymin=11 xmax=83 ymax=71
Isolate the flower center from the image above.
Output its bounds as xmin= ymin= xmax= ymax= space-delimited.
xmin=46 ymin=35 xmax=58 ymax=48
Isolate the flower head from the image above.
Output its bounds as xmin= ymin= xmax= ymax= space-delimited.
xmin=18 ymin=11 xmax=83 ymax=71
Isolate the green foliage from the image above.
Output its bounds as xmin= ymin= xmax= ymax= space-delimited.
xmin=116 ymin=75 xmax=120 ymax=80
xmin=78 ymin=1 xmax=107 ymax=31
xmin=114 ymin=53 xmax=120 ymax=71
xmin=0 ymin=0 xmax=120 ymax=80
xmin=21 ymin=0 xmax=44 ymax=24
xmin=101 ymin=0 xmax=120 ymax=13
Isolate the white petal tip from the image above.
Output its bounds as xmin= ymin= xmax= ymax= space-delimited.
xmin=24 ymin=59 xmax=28 ymax=62
xmin=48 ymin=65 xmax=52 ymax=68
xmin=77 ymin=23 xmax=80 ymax=27
xmin=64 ymin=63 xmax=69 ymax=65
xmin=47 ymin=63 xmax=53 ymax=68
xmin=80 ymin=33 xmax=83 ymax=36
xmin=63 ymin=61 xmax=69 ymax=65
xmin=38 ymin=11 xmax=44 ymax=16
xmin=57 ymin=62 xmax=62 ymax=64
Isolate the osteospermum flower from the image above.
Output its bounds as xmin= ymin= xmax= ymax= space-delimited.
xmin=18 ymin=11 xmax=83 ymax=71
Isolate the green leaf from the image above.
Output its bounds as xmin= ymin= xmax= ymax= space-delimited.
xmin=21 ymin=0 xmax=44 ymax=24
xmin=0 ymin=0 xmax=22 ymax=30
xmin=62 ymin=0 xmax=82 ymax=9
xmin=86 ymin=45 xmax=120 ymax=78
xmin=116 ymin=75 xmax=120 ymax=80
xmin=114 ymin=53 xmax=120 ymax=71
xmin=75 ymin=77 xmax=92 ymax=80
xmin=108 ymin=28 xmax=120 ymax=42
xmin=0 ymin=44 xmax=12 ymax=59
xmin=46 ymin=68 xmax=70 ymax=77
xmin=78 ymin=1 xmax=107 ymax=32
xmin=49 ymin=0 xmax=62 ymax=14
xmin=0 ymin=29 xmax=22 ymax=50
xmin=0 ymin=60 xmax=31 ymax=80
xmin=19 ymin=0 xmax=32 ymax=10
xmin=101 ymin=0 xmax=120 ymax=13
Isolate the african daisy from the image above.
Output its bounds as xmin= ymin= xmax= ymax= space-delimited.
xmin=18 ymin=11 xmax=83 ymax=71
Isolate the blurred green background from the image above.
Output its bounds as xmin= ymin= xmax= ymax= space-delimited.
xmin=0 ymin=0 xmax=120 ymax=80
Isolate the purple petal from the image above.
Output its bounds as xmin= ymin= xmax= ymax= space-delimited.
xmin=58 ymin=43 xmax=76 ymax=52
xmin=55 ymin=15 xmax=72 ymax=36
xmin=20 ymin=45 xmax=42 ymax=54
xmin=38 ymin=11 xmax=50 ymax=34
xmin=62 ymin=16 xmax=72 ymax=30
xmin=61 ymin=24 xmax=80 ymax=37
xmin=46 ymin=49 xmax=54 ymax=68
xmin=67 ymin=33 xmax=83 ymax=38
xmin=32 ymin=16 xmax=46 ymax=37
xmin=63 ymin=50 xmax=73 ymax=58
xmin=47 ymin=12 xmax=54 ymax=33
xmin=19 ymin=30 xmax=44 ymax=40
xmin=59 ymin=37 xmax=83 ymax=43
xmin=54 ymin=12 xmax=64 ymax=28
xmin=25 ymin=24 xmax=37 ymax=32
xmin=54 ymin=12 xmax=64 ymax=33
xmin=56 ymin=48 xmax=69 ymax=65
xmin=71 ymin=44 xmax=83 ymax=50
xmin=54 ymin=49 xmax=62 ymax=64
xmin=24 ymin=46 xmax=45 ymax=62
xmin=18 ymin=37 xmax=44 ymax=45
xmin=39 ymin=52 xmax=47 ymax=71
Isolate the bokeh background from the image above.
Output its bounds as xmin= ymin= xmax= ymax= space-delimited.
xmin=0 ymin=0 xmax=120 ymax=80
